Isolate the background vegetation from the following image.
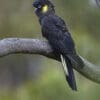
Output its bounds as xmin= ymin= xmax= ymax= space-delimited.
xmin=0 ymin=0 xmax=100 ymax=100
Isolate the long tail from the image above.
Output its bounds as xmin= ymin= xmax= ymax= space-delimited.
xmin=60 ymin=54 xmax=77 ymax=91
xmin=67 ymin=54 xmax=84 ymax=68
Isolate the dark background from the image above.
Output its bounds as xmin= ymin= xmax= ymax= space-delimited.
xmin=0 ymin=0 xmax=100 ymax=100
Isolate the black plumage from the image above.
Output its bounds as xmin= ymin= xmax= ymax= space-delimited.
xmin=33 ymin=0 xmax=84 ymax=91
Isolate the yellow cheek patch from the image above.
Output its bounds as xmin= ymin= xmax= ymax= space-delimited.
xmin=42 ymin=5 xmax=48 ymax=13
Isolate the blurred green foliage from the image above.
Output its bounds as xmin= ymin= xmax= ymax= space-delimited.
xmin=0 ymin=0 xmax=100 ymax=100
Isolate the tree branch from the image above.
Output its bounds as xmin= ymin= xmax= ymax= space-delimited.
xmin=96 ymin=0 xmax=100 ymax=8
xmin=0 ymin=38 xmax=100 ymax=84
